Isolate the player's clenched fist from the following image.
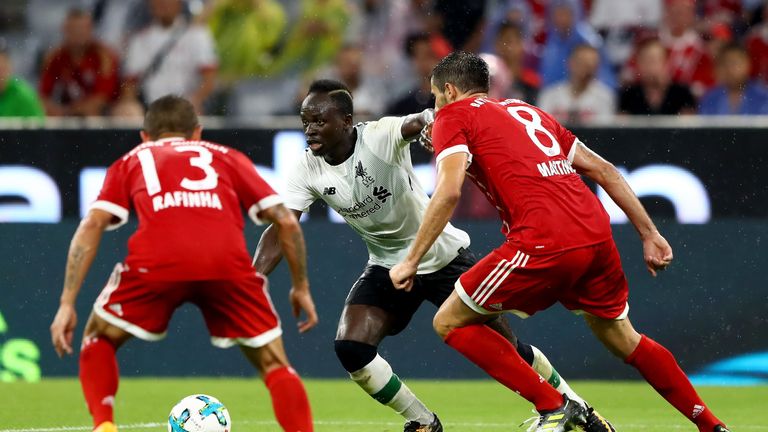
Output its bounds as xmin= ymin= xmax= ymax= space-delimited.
xmin=642 ymin=231 xmax=673 ymax=277
xmin=50 ymin=303 xmax=77 ymax=357
xmin=389 ymin=261 xmax=418 ymax=292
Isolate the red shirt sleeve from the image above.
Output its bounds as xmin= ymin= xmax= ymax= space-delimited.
xmin=432 ymin=104 xmax=472 ymax=165
xmin=231 ymin=151 xmax=283 ymax=225
xmin=90 ymin=158 xmax=131 ymax=230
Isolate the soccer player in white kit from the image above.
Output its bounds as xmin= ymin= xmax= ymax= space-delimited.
xmin=254 ymin=80 xmax=613 ymax=432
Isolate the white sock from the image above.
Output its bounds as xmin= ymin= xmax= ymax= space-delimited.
xmin=349 ymin=354 xmax=434 ymax=424
xmin=530 ymin=345 xmax=587 ymax=407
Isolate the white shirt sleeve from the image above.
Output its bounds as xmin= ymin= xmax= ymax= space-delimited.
xmin=188 ymin=26 xmax=218 ymax=69
xmin=282 ymin=157 xmax=317 ymax=212
xmin=362 ymin=116 xmax=409 ymax=164
xmin=124 ymin=33 xmax=149 ymax=77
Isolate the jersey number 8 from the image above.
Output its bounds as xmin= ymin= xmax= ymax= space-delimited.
xmin=137 ymin=145 xmax=219 ymax=195
xmin=506 ymin=106 xmax=561 ymax=157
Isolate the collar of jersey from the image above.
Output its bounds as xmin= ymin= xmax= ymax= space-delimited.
xmin=155 ymin=137 xmax=186 ymax=144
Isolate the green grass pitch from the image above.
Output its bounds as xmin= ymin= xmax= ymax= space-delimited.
xmin=1 ymin=379 xmax=764 ymax=431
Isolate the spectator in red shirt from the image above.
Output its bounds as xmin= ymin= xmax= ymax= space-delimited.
xmin=39 ymin=8 xmax=119 ymax=117
xmin=746 ymin=5 xmax=768 ymax=85
xmin=659 ymin=0 xmax=715 ymax=97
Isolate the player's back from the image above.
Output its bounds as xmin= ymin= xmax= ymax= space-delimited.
xmin=94 ymin=137 xmax=275 ymax=281
xmin=433 ymin=97 xmax=612 ymax=254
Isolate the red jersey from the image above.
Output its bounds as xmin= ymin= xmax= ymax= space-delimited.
xmin=39 ymin=42 xmax=119 ymax=105
xmin=91 ymin=137 xmax=281 ymax=281
xmin=432 ymin=97 xmax=611 ymax=255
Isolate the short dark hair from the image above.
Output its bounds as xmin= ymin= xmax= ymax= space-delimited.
xmin=404 ymin=32 xmax=431 ymax=58
xmin=144 ymin=95 xmax=199 ymax=139
xmin=307 ymin=79 xmax=354 ymax=116
xmin=431 ymin=51 xmax=490 ymax=94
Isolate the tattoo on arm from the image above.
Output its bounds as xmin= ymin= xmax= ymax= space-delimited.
xmin=63 ymin=245 xmax=86 ymax=292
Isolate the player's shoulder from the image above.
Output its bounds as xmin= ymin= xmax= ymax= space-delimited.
xmin=358 ymin=116 xmax=404 ymax=133
xmin=289 ymin=147 xmax=319 ymax=175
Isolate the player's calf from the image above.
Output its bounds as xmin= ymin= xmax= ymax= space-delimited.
xmin=334 ymin=340 xmax=437 ymax=428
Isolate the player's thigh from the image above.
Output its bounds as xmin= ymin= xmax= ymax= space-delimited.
xmin=191 ymin=274 xmax=281 ymax=348
xmin=239 ymin=336 xmax=291 ymax=377
xmin=584 ymin=314 xmax=642 ymax=360
xmin=420 ymin=249 xmax=519 ymax=344
xmin=339 ymin=264 xmax=424 ymax=341
xmin=561 ymin=241 xmax=630 ymax=321
xmin=93 ymin=263 xmax=186 ymax=342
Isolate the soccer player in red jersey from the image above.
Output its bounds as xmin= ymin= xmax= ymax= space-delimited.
xmin=49 ymin=95 xmax=317 ymax=432
xmin=390 ymin=52 xmax=730 ymax=432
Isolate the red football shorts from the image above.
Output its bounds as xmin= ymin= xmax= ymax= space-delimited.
xmin=93 ymin=263 xmax=282 ymax=348
xmin=456 ymin=240 xmax=629 ymax=320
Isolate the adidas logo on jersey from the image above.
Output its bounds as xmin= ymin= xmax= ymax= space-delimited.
xmin=323 ymin=187 xmax=337 ymax=195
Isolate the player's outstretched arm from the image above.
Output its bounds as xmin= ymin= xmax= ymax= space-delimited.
xmin=50 ymin=209 xmax=112 ymax=357
xmin=571 ymin=142 xmax=673 ymax=276
xmin=390 ymin=152 xmax=468 ymax=290
xmin=252 ymin=208 xmax=303 ymax=275
xmin=400 ymin=108 xmax=435 ymax=142
xmin=258 ymin=204 xmax=318 ymax=333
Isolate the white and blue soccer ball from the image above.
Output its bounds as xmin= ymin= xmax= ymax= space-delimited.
xmin=168 ymin=394 xmax=232 ymax=432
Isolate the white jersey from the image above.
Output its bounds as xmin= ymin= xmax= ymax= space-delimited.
xmin=283 ymin=116 xmax=471 ymax=274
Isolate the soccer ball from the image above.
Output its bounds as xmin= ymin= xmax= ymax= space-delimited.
xmin=168 ymin=394 xmax=232 ymax=432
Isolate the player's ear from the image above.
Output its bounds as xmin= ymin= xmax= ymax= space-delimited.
xmin=444 ymin=82 xmax=455 ymax=101
xmin=191 ymin=125 xmax=203 ymax=140
xmin=140 ymin=130 xmax=151 ymax=142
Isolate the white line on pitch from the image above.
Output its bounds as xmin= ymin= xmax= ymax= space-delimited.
xmin=3 ymin=421 xmax=766 ymax=432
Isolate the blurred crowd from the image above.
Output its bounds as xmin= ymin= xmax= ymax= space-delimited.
xmin=2 ymin=0 xmax=768 ymax=123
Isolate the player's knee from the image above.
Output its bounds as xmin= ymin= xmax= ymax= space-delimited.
xmin=432 ymin=311 xmax=454 ymax=340
xmin=334 ymin=340 xmax=377 ymax=373
xmin=82 ymin=314 xmax=130 ymax=349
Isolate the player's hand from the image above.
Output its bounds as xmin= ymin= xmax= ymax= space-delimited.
xmin=390 ymin=261 xmax=418 ymax=292
xmin=50 ymin=303 xmax=77 ymax=357
xmin=419 ymin=122 xmax=434 ymax=153
xmin=642 ymin=231 xmax=673 ymax=277
xmin=289 ymin=286 xmax=318 ymax=333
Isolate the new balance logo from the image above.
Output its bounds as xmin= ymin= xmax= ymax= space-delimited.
xmin=373 ymin=186 xmax=392 ymax=203
xmin=323 ymin=187 xmax=337 ymax=195
xmin=692 ymin=404 xmax=705 ymax=418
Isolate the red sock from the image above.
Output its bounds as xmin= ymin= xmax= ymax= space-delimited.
xmin=264 ymin=366 xmax=313 ymax=432
xmin=626 ymin=335 xmax=724 ymax=431
xmin=79 ymin=337 xmax=119 ymax=427
xmin=445 ymin=324 xmax=563 ymax=412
